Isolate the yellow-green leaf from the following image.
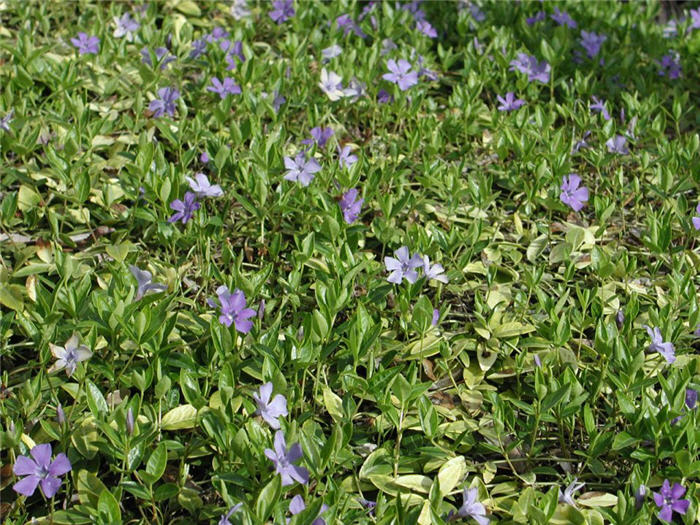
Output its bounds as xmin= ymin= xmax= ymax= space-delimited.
xmin=161 ymin=404 xmax=197 ymax=430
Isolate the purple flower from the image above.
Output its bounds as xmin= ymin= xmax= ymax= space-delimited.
xmin=271 ymin=90 xmax=286 ymax=112
xmin=657 ymin=53 xmax=681 ymax=79
xmin=209 ymin=286 xmax=256 ymax=333
xmin=283 ymin=152 xmax=321 ymax=186
xmin=319 ymin=69 xmax=345 ymax=101
xmin=322 ymin=45 xmax=343 ymax=62
xmin=264 ymin=431 xmax=309 ymax=486
xmin=48 ymin=334 xmax=92 ymax=377
xmin=635 ymin=485 xmax=647 ymax=510
xmin=129 ymin=265 xmax=167 ymax=300
xmin=509 ymin=53 xmax=550 ymax=84
xmin=691 ymin=8 xmax=700 ymax=30
xmin=692 ymin=203 xmax=700 ymax=230
xmin=580 ymin=31 xmax=606 ymax=58
xmin=339 ymin=188 xmax=363 ymax=224
xmin=13 ymin=444 xmax=71 ymax=498
xmin=207 ymin=77 xmax=242 ymax=99
xmin=336 ymin=14 xmax=366 ymax=38
xmin=606 ymin=135 xmax=629 ymax=155
xmin=590 ymin=96 xmax=611 ymax=121
xmin=468 ymin=4 xmax=486 ymax=22
xmin=551 ymin=7 xmax=577 ymax=28
xmin=186 ymin=172 xmax=223 ymax=198
xmin=559 ymin=479 xmax=585 ymax=507
xmin=431 ymin=309 xmax=439 ymax=326
xmin=458 ymin=487 xmax=489 ymax=525
xmin=422 ymin=255 xmax=448 ymax=283
xmin=113 ymin=13 xmax=139 ymax=40
xmin=338 ymin=146 xmax=358 ymax=169
xmin=496 ymin=92 xmax=525 ymax=111
xmin=168 ymin=191 xmax=200 ymax=224
xmin=302 ymin=127 xmax=334 ymax=149
xmin=344 ymin=78 xmax=367 ymax=99
xmin=560 ymin=174 xmax=589 ymax=212
xmin=686 ymin=389 xmax=698 ymax=410
xmin=616 ymin=310 xmax=625 ymax=327
xmin=534 ymin=354 xmax=542 ymax=367
xmin=526 ymin=11 xmax=545 ymax=25
xmin=653 ymin=480 xmax=689 ymax=522
xmin=253 ymin=382 xmax=288 ymax=429
xmin=572 ymin=131 xmax=591 ymax=153
xmin=358 ymin=497 xmax=377 ymax=512
xmin=141 ymin=47 xmax=175 ymax=69
xmin=377 ymin=89 xmax=393 ymax=104
xmin=288 ymin=496 xmax=327 ymax=525
xmin=218 ymin=504 xmax=242 ymax=525
xmin=200 ymin=152 xmax=210 ymax=163
xmin=0 ymin=110 xmax=13 ymax=132
xmin=71 ymin=33 xmax=99 ymax=55
xmin=149 ymin=87 xmax=179 ymax=118
xmin=189 ymin=39 xmax=207 ymax=59
xmin=56 ymin=403 xmax=66 ymax=425
xmin=269 ymin=0 xmax=294 ymax=24
xmin=207 ymin=27 xmax=230 ymax=43
xmin=385 ymin=246 xmax=423 ymax=284
xmin=645 ymin=325 xmax=675 ymax=363
xmin=416 ymin=20 xmax=437 ymax=38
xmin=382 ymin=59 xmax=419 ymax=91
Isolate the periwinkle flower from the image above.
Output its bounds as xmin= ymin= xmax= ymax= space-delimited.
xmin=49 ymin=335 xmax=92 ymax=377
xmin=572 ymin=131 xmax=591 ymax=154
xmin=691 ymin=8 xmax=700 ymax=30
xmin=339 ymin=188 xmax=364 ymax=224
xmin=56 ymin=403 xmax=66 ymax=426
xmin=377 ymin=89 xmax=393 ymax=104
xmin=13 ymin=444 xmax=72 ymax=498
xmin=672 ymin=388 xmax=698 ymax=424
xmin=416 ymin=20 xmax=437 ymax=38
xmin=606 ymin=135 xmax=629 ymax=155
xmin=186 ymin=173 xmax=223 ymax=198
xmin=431 ymin=309 xmax=439 ymax=326
xmin=283 ymin=152 xmax=321 ymax=187
xmin=129 ymin=265 xmax=167 ymax=300
xmin=336 ymin=14 xmax=366 ymax=38
xmin=230 ymin=0 xmax=250 ymax=20
xmin=657 ymin=53 xmax=681 ymax=79
xmin=253 ymin=382 xmax=288 ymax=429
xmin=71 ymin=33 xmax=99 ymax=55
xmin=302 ymin=127 xmax=334 ymax=149
xmin=200 ymin=152 xmax=210 ymax=163
xmin=218 ymin=503 xmax=243 ymax=525
xmin=616 ymin=310 xmax=625 ymax=327
xmin=207 ymin=77 xmax=241 ymax=99
xmin=0 ymin=110 xmax=14 ymax=132
xmin=458 ymin=487 xmax=489 ymax=525
xmin=168 ymin=192 xmax=200 ymax=224
xmin=264 ymin=431 xmax=309 ymax=486
xmin=560 ymin=174 xmax=589 ymax=212
xmin=509 ymin=53 xmax=550 ymax=84
xmin=207 ymin=27 xmax=230 ymax=43
xmin=382 ymin=59 xmax=419 ymax=91
xmin=271 ymin=90 xmax=286 ymax=112
xmin=208 ymin=286 xmax=256 ymax=333
xmin=113 ymin=13 xmax=139 ymax=40
xmin=149 ymin=87 xmax=179 ymax=118
xmin=385 ymin=246 xmax=423 ymax=284
xmin=580 ymin=31 xmax=606 ymax=58
xmin=322 ymin=45 xmax=343 ymax=62
xmin=653 ymin=480 xmax=689 ymax=522
xmin=189 ymin=39 xmax=207 ymax=59
xmin=338 ymin=146 xmax=358 ymax=169
xmin=526 ymin=11 xmax=545 ymax=25
xmin=635 ymin=484 xmax=647 ymax=510
xmin=551 ymin=7 xmax=577 ymax=28
xmin=692 ymin=203 xmax=700 ymax=230
xmin=559 ymin=478 xmax=585 ymax=507
xmin=590 ymin=96 xmax=611 ymax=121
xmin=287 ymin=495 xmax=328 ymax=525
xmin=269 ymin=0 xmax=294 ymax=24
xmin=141 ymin=47 xmax=175 ymax=69
xmin=422 ymin=255 xmax=448 ymax=283
xmin=496 ymin=92 xmax=525 ymax=111
xmin=644 ymin=325 xmax=675 ymax=363
xmin=319 ymin=69 xmax=345 ymax=101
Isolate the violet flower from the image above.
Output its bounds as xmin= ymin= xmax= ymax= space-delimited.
xmin=343 ymin=78 xmax=367 ymax=98
xmin=288 ymin=496 xmax=328 ymax=525
xmin=230 ymin=0 xmax=251 ymax=20
xmin=644 ymin=325 xmax=675 ymax=364
xmin=653 ymin=480 xmax=689 ymax=522
xmin=0 ymin=110 xmax=13 ymax=132
xmin=189 ymin=39 xmax=207 ymax=59
xmin=580 ymin=31 xmax=606 ymax=58
xmin=269 ymin=0 xmax=294 ymax=24
xmin=496 ymin=92 xmax=525 ymax=111
xmin=635 ymin=484 xmax=647 ymax=510
xmin=560 ymin=174 xmax=589 ymax=211
xmin=672 ymin=388 xmax=698 ymax=424
xmin=283 ymin=152 xmax=321 ymax=186
xmin=71 ymin=33 xmax=100 ymax=55
xmin=253 ymin=382 xmax=288 ymax=430
xmin=385 ymin=246 xmax=423 ymax=284
xmin=271 ymin=90 xmax=286 ymax=112
xmin=200 ymin=152 xmax=210 ymax=163
xmin=218 ymin=504 xmax=243 ymax=525
xmin=590 ymin=96 xmax=611 ymax=121
xmin=559 ymin=478 xmax=585 ymax=507
xmin=431 ymin=309 xmax=439 ymax=326
xmin=207 ymin=27 xmax=229 ymax=43
xmin=56 ymin=403 xmax=66 ymax=425
xmin=48 ymin=335 xmax=92 ymax=377
xmin=186 ymin=173 xmax=223 ymax=198
xmin=113 ymin=13 xmax=139 ymax=40
xmin=551 ymin=7 xmax=577 ymax=28
xmin=168 ymin=192 xmax=200 ymax=224
xmin=264 ymin=431 xmax=309 ymax=486
xmin=382 ymin=59 xmax=419 ymax=91
xmin=377 ymin=89 xmax=393 ymax=104
xmin=416 ymin=20 xmax=437 ymax=38
xmin=141 ymin=47 xmax=175 ymax=69
xmin=336 ymin=14 xmax=366 ymax=38
xmin=322 ymin=45 xmax=342 ymax=62
xmin=606 ymin=135 xmax=629 ymax=155
xmin=129 ymin=265 xmax=167 ymax=300
xmin=338 ymin=146 xmax=358 ymax=169
xmin=657 ymin=53 xmax=682 ymax=79
xmin=572 ymin=131 xmax=591 ymax=154
xmin=509 ymin=53 xmax=550 ymax=84
xmin=149 ymin=87 xmax=179 ymax=118
xmin=319 ymin=69 xmax=345 ymax=101
xmin=208 ymin=286 xmax=256 ymax=333
xmin=691 ymin=8 xmax=700 ymax=30
xmin=207 ymin=77 xmax=242 ymax=99
xmin=302 ymin=127 xmax=333 ymax=149
xmin=458 ymin=487 xmax=489 ymax=525
xmin=339 ymin=188 xmax=363 ymax=224
xmin=13 ymin=444 xmax=71 ymax=498
xmin=422 ymin=255 xmax=448 ymax=283
xmin=526 ymin=11 xmax=545 ymax=25
xmin=692 ymin=203 xmax=700 ymax=230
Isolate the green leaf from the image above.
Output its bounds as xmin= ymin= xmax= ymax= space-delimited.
xmin=436 ymin=456 xmax=466 ymax=498
xmin=146 ymin=442 xmax=168 ymax=482
xmin=85 ymin=380 xmax=108 ymax=418
xmin=97 ymin=489 xmax=122 ymax=523
xmin=255 ymin=476 xmax=281 ymax=521
xmin=161 ymin=404 xmax=198 ymax=430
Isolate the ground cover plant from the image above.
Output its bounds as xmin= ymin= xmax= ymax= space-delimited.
xmin=1 ymin=0 xmax=700 ymax=523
